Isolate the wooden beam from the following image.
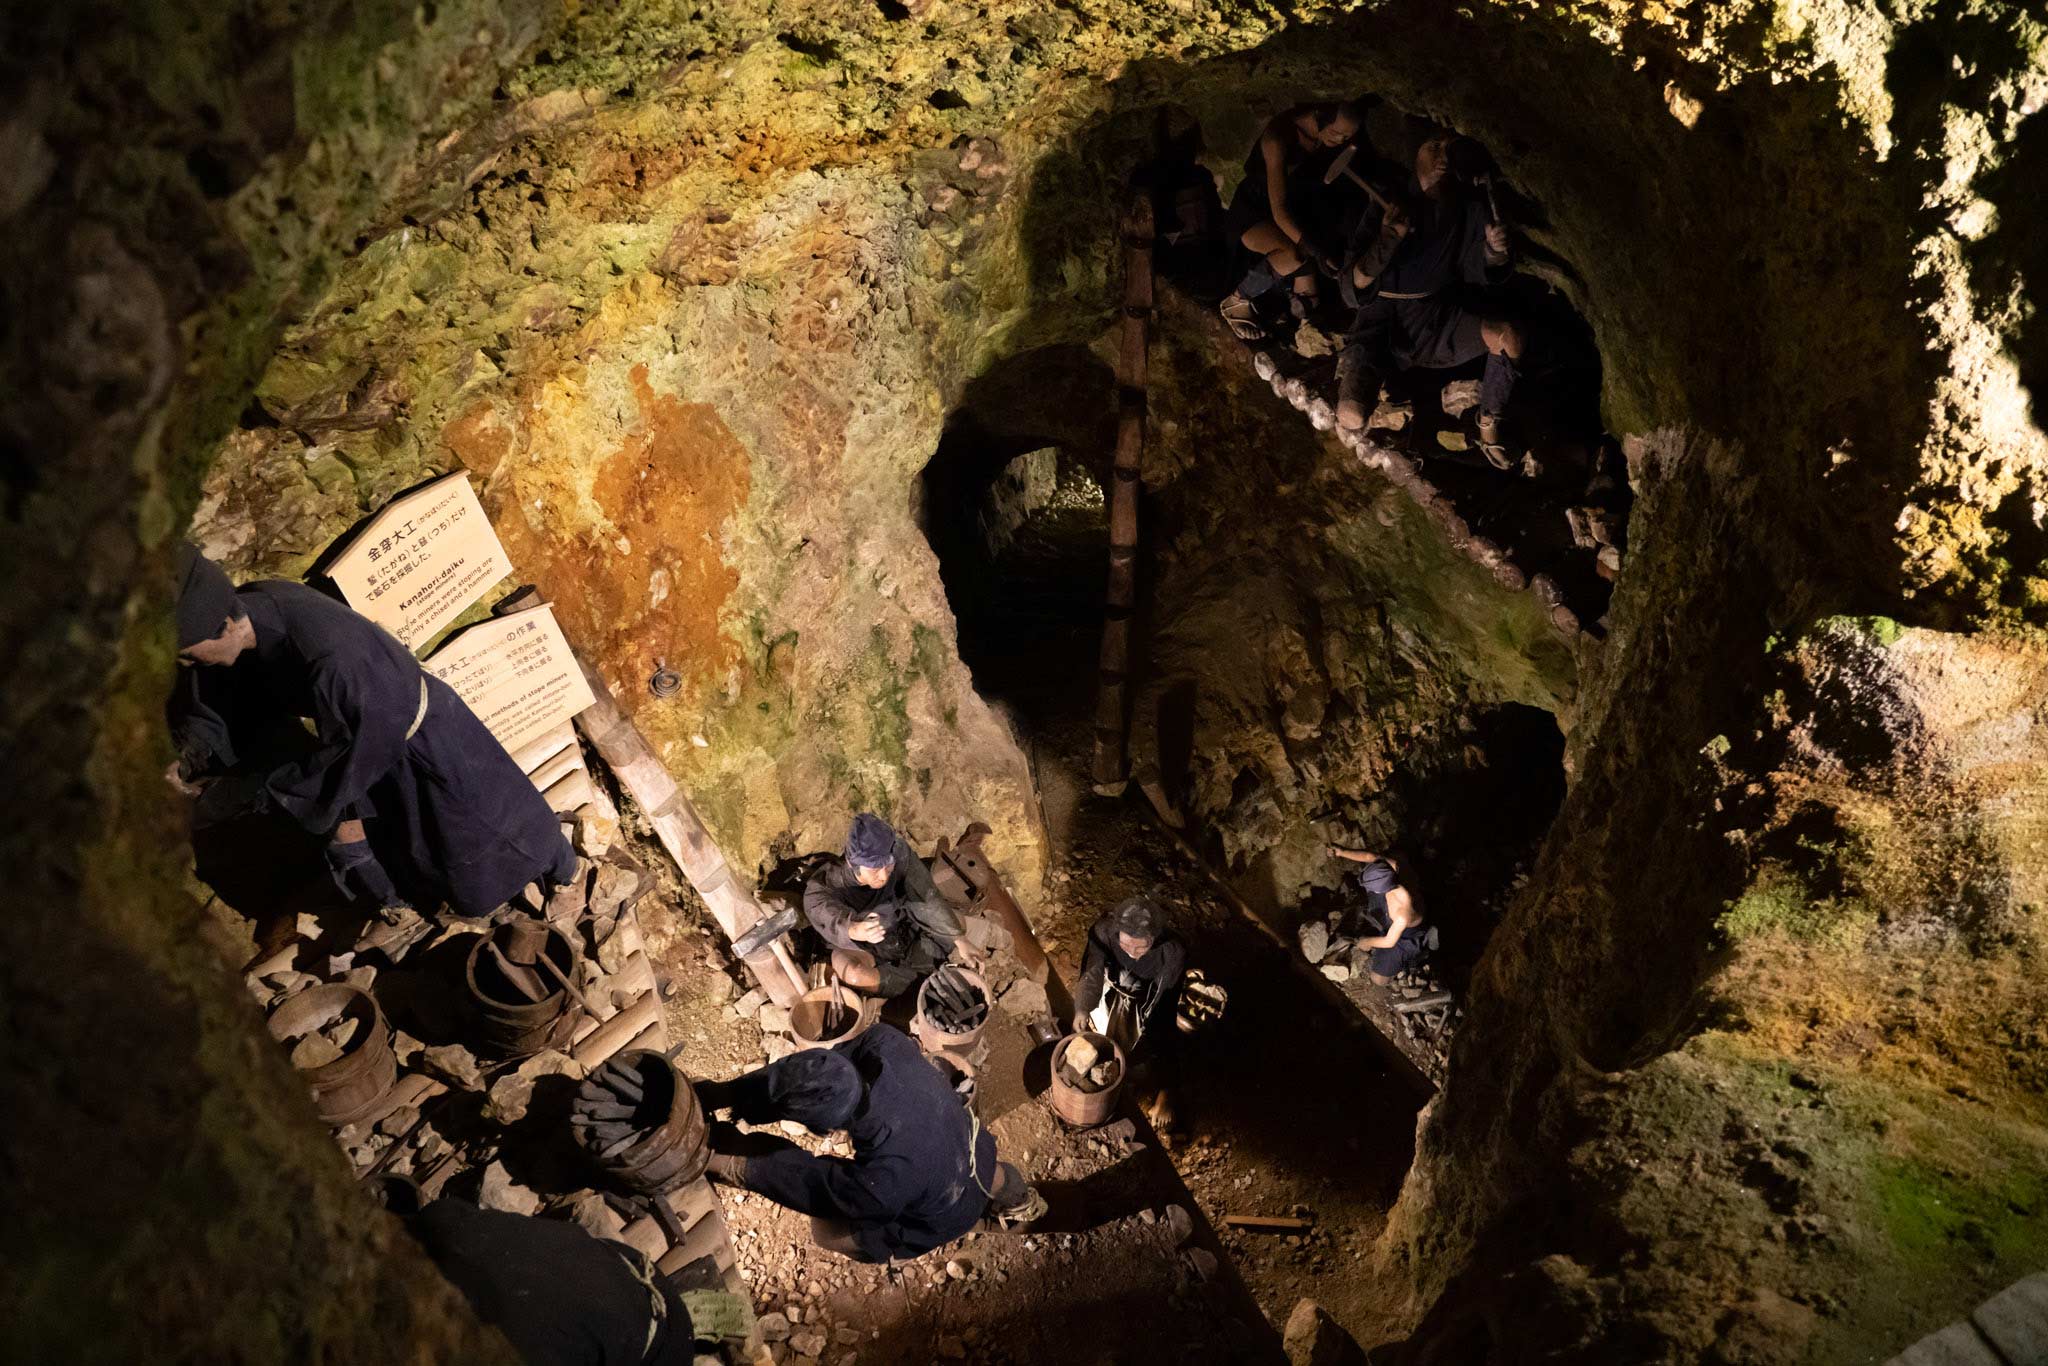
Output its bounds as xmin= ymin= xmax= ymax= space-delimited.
xmin=572 ymin=659 xmax=806 ymax=1007
xmin=1091 ymin=191 xmax=1155 ymax=794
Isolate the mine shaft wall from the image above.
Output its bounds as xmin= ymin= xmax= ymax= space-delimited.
xmin=7 ymin=0 xmax=2047 ymax=1359
xmin=1 ymin=0 xmax=554 ymax=1357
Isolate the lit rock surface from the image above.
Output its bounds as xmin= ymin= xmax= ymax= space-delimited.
xmin=7 ymin=0 xmax=2048 ymax=1360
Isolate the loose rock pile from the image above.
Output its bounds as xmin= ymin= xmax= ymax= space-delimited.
xmin=1297 ymin=913 xmax=1461 ymax=1083
xmin=236 ymin=784 xmax=759 ymax=1356
xmin=1059 ymin=1033 xmax=1122 ymax=1093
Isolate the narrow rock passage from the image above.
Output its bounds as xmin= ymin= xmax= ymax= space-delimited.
xmin=925 ymin=413 xmax=1428 ymax=1349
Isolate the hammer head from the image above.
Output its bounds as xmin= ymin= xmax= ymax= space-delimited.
xmin=1323 ymin=144 xmax=1358 ymax=186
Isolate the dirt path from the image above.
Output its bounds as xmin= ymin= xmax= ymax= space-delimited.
xmin=1027 ymin=733 xmax=1425 ymax=1350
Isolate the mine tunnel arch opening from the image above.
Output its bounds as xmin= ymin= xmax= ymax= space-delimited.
xmin=919 ymin=344 xmax=1119 ymax=738
xmin=1389 ymin=699 xmax=1567 ymax=990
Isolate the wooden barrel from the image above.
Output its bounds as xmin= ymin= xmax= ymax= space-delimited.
xmin=584 ymin=1050 xmax=710 ymax=1195
xmin=464 ymin=923 xmax=577 ymax=1058
xmin=913 ymin=966 xmax=990 ymax=1054
xmin=790 ymin=986 xmax=877 ymax=1050
xmin=267 ymin=984 xmax=396 ymax=1127
xmin=1048 ymin=1031 xmax=1125 ymax=1129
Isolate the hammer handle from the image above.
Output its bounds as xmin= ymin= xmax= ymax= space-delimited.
xmin=1339 ymin=167 xmax=1393 ymax=212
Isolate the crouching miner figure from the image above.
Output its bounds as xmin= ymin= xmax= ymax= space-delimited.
xmin=698 ymin=1023 xmax=1043 ymax=1262
xmin=1327 ymin=845 xmax=1431 ymax=984
xmin=803 ymin=812 xmax=977 ymax=1000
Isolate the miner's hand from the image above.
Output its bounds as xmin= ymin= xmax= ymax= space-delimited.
xmin=165 ymin=762 xmax=205 ymax=800
xmin=847 ymin=917 xmax=888 ymax=945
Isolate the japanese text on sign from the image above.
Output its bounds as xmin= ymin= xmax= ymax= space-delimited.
xmin=425 ymin=605 xmax=596 ymax=757
xmin=326 ymin=472 xmax=512 ymax=650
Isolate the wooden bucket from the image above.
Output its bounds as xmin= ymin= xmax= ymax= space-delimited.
xmin=1047 ymin=1031 xmax=1125 ymax=1129
xmin=267 ymin=984 xmax=397 ymax=1127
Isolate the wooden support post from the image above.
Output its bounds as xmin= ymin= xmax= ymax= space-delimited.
xmin=1092 ymin=192 xmax=1155 ymax=795
xmin=572 ymin=659 xmax=807 ymax=1008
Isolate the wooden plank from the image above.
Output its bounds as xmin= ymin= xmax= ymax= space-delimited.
xmin=1219 ymin=1214 xmax=1312 ymax=1232
xmin=508 ymin=721 xmax=577 ymax=774
xmin=1972 ymin=1274 xmax=2048 ymax=1366
xmin=574 ymin=658 xmax=806 ymax=1006
xmin=619 ymin=1019 xmax=665 ymax=1057
xmin=571 ymin=991 xmax=659 ymax=1067
xmin=619 ymin=1214 xmax=668 ymax=1261
xmin=542 ymin=766 xmax=596 ymax=813
xmin=527 ymin=744 xmax=583 ymax=794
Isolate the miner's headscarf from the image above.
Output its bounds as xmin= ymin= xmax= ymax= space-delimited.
xmin=175 ymin=543 xmax=244 ymax=650
xmin=764 ymin=1049 xmax=864 ymax=1133
xmin=844 ymin=812 xmax=896 ymax=870
xmin=1357 ymin=860 xmax=1400 ymax=894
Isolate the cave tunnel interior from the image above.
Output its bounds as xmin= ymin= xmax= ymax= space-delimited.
xmin=921 ymin=408 xmax=1109 ymax=738
xmin=1136 ymin=93 xmax=1629 ymax=630
xmin=14 ymin=0 xmax=2048 ymax=1360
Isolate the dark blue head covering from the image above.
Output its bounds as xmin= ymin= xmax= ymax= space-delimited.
xmin=844 ymin=812 xmax=896 ymax=869
xmin=766 ymin=1048 xmax=863 ymax=1132
xmin=175 ymin=542 xmax=244 ymax=649
xmin=1113 ymin=895 xmax=1164 ymax=941
xmin=1356 ymin=860 xmax=1400 ymax=894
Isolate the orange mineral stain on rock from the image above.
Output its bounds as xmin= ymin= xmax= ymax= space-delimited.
xmin=494 ymin=364 xmax=748 ymax=715
xmin=442 ymin=401 xmax=513 ymax=475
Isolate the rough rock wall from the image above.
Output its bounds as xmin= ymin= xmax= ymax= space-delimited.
xmin=9 ymin=0 xmax=2048 ymax=1360
xmin=0 ymin=0 xmax=552 ymax=1356
xmin=1137 ymin=303 xmax=1578 ymax=903
xmin=1384 ymin=433 xmax=2048 ymax=1361
xmin=192 ymin=151 xmax=1054 ymax=888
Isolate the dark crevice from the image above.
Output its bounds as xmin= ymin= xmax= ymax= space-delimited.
xmin=922 ymin=414 xmax=1109 ymax=734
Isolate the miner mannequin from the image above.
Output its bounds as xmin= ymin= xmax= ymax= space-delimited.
xmin=698 ymin=1024 xmax=1042 ymax=1261
xmin=170 ymin=544 xmax=576 ymax=919
xmin=1335 ymin=134 xmax=1524 ymax=467
xmin=406 ymin=1196 xmax=698 ymax=1365
xmin=803 ymin=813 xmax=975 ymax=998
xmin=1328 ymin=845 xmax=1430 ymax=983
xmin=1215 ymin=100 xmax=1370 ymax=340
xmin=1074 ymin=894 xmax=1188 ymax=1131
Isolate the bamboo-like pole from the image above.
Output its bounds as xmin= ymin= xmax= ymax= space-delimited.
xmin=1091 ymin=192 xmax=1155 ymax=794
xmin=573 ymin=659 xmax=807 ymax=1007
xmin=491 ymin=587 xmax=806 ymax=1005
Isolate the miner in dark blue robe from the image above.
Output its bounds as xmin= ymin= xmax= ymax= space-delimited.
xmin=1334 ymin=134 xmax=1525 ymax=467
xmin=171 ymin=545 xmax=576 ymax=919
xmin=408 ymin=1198 xmax=697 ymax=1366
xmin=697 ymin=1023 xmax=1040 ymax=1262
